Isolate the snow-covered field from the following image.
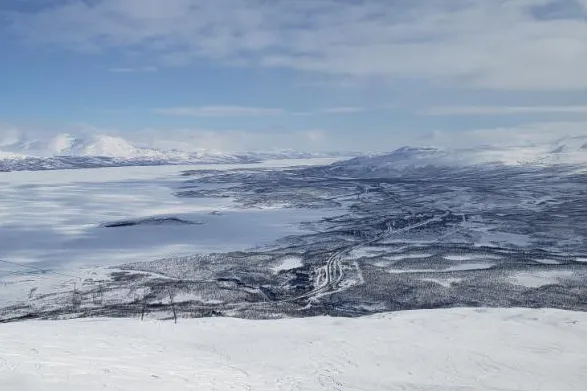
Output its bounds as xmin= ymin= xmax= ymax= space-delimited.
xmin=1 ymin=308 xmax=586 ymax=391
xmin=0 ymin=158 xmax=338 ymax=271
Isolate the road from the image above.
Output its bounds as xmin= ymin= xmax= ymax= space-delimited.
xmin=286 ymin=211 xmax=451 ymax=303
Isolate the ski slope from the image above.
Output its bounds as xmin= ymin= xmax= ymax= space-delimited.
xmin=1 ymin=308 xmax=586 ymax=391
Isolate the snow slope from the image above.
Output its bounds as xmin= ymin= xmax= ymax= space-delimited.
xmin=1 ymin=133 xmax=188 ymax=159
xmin=1 ymin=308 xmax=586 ymax=391
xmin=330 ymin=135 xmax=587 ymax=174
xmin=45 ymin=133 xmax=168 ymax=159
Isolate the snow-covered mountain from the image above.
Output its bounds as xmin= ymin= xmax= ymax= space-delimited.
xmin=0 ymin=133 xmax=253 ymax=171
xmin=1 ymin=133 xmax=178 ymax=159
xmin=3 ymin=131 xmax=587 ymax=173
xmin=0 ymin=132 xmax=350 ymax=172
xmin=46 ymin=133 xmax=170 ymax=159
xmin=328 ymin=135 xmax=587 ymax=176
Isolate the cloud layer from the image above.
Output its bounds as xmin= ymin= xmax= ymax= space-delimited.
xmin=6 ymin=0 xmax=587 ymax=90
xmin=154 ymin=106 xmax=286 ymax=117
xmin=425 ymin=105 xmax=587 ymax=116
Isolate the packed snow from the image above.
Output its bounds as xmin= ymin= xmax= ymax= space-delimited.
xmin=1 ymin=308 xmax=586 ymax=391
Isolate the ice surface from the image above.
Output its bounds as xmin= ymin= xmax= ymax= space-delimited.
xmin=1 ymin=308 xmax=586 ymax=391
xmin=0 ymin=159 xmax=338 ymax=270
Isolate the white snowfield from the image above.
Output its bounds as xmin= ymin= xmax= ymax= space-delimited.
xmin=1 ymin=308 xmax=586 ymax=391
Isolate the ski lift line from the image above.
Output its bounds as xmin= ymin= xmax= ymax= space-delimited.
xmin=0 ymin=258 xmax=80 ymax=280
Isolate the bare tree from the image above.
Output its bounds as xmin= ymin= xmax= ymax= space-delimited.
xmin=92 ymin=282 xmax=104 ymax=305
xmin=167 ymin=288 xmax=177 ymax=324
xmin=72 ymin=282 xmax=82 ymax=310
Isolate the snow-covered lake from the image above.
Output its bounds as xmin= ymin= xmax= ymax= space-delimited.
xmin=0 ymin=159 xmax=339 ymax=272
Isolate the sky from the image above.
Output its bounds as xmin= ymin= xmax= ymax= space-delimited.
xmin=1 ymin=0 xmax=587 ymax=152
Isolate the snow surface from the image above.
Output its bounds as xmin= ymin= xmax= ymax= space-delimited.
xmin=0 ymin=159 xmax=339 ymax=271
xmin=443 ymin=254 xmax=502 ymax=261
xmin=271 ymin=256 xmax=304 ymax=273
xmin=509 ymin=271 xmax=576 ymax=288
xmin=1 ymin=308 xmax=586 ymax=391
xmin=421 ymin=277 xmax=463 ymax=288
xmin=387 ymin=253 xmax=433 ymax=261
xmin=388 ymin=262 xmax=495 ymax=274
xmin=534 ymin=259 xmax=562 ymax=265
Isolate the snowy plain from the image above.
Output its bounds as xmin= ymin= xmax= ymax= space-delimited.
xmin=1 ymin=308 xmax=586 ymax=391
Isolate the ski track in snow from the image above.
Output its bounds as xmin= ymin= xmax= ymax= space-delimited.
xmin=1 ymin=308 xmax=586 ymax=391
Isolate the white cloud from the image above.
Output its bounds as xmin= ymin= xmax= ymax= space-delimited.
xmin=425 ymin=105 xmax=587 ymax=116
xmin=6 ymin=0 xmax=587 ymax=90
xmin=154 ymin=106 xmax=286 ymax=117
xmin=154 ymin=105 xmax=375 ymax=117
xmin=113 ymin=128 xmax=331 ymax=152
xmin=422 ymin=121 xmax=587 ymax=149
xmin=320 ymin=107 xmax=365 ymax=114
xmin=108 ymin=67 xmax=135 ymax=73
xmin=108 ymin=66 xmax=158 ymax=73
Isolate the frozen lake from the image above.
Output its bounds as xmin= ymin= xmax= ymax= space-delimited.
xmin=0 ymin=159 xmax=339 ymax=272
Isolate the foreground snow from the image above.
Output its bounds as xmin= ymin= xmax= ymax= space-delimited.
xmin=1 ymin=308 xmax=586 ymax=391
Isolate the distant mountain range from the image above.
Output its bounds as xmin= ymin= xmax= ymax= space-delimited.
xmin=0 ymin=133 xmax=349 ymax=172
xmin=327 ymin=135 xmax=587 ymax=177
xmin=2 ymin=132 xmax=587 ymax=173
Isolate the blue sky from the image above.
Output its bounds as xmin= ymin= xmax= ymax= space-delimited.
xmin=1 ymin=0 xmax=587 ymax=151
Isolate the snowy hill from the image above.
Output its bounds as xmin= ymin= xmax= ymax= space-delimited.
xmin=0 ymin=308 xmax=585 ymax=391
xmin=1 ymin=133 xmax=183 ymax=159
xmin=46 ymin=133 xmax=170 ymax=159
xmin=0 ymin=133 xmax=348 ymax=172
xmin=329 ymin=136 xmax=587 ymax=176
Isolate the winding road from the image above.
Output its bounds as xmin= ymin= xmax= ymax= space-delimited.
xmin=287 ymin=211 xmax=451 ymax=303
